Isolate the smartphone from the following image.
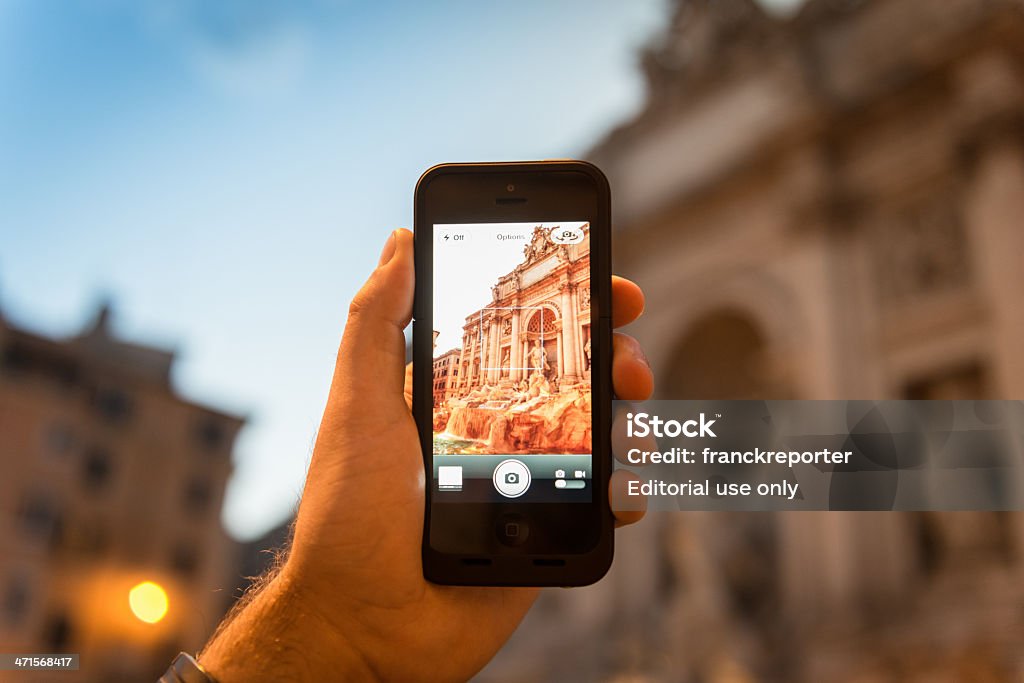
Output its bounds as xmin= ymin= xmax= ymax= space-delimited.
xmin=413 ymin=161 xmax=613 ymax=586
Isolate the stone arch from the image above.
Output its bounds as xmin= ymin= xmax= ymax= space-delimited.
xmin=657 ymin=269 xmax=803 ymax=400
xmin=664 ymin=308 xmax=788 ymax=399
xmin=524 ymin=303 xmax=560 ymax=337
xmin=522 ymin=303 xmax=561 ymax=380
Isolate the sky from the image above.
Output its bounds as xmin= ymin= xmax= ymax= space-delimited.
xmin=0 ymin=0 xmax=675 ymax=539
xmin=1 ymin=0 xmax=806 ymax=539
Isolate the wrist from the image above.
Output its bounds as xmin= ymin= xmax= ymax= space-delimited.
xmin=199 ymin=563 xmax=371 ymax=681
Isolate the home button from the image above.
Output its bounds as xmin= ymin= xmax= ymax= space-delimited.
xmin=496 ymin=513 xmax=529 ymax=547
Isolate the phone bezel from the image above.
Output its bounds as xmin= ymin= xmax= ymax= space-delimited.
xmin=413 ymin=161 xmax=613 ymax=587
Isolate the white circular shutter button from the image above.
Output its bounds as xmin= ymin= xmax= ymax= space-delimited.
xmin=492 ymin=459 xmax=531 ymax=498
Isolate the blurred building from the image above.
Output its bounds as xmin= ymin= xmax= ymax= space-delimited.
xmin=0 ymin=304 xmax=243 ymax=682
xmin=480 ymin=0 xmax=1024 ymax=681
xmin=433 ymin=348 xmax=462 ymax=407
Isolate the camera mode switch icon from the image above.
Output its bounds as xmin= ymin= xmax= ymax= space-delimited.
xmin=492 ymin=459 xmax=531 ymax=498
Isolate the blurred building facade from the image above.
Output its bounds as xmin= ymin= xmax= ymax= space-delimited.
xmin=0 ymin=304 xmax=243 ymax=682
xmin=480 ymin=0 xmax=1024 ymax=681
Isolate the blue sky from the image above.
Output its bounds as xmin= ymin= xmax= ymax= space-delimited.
xmin=1 ymin=0 xmax=803 ymax=539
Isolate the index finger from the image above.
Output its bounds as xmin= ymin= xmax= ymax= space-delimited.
xmin=612 ymin=276 xmax=644 ymax=329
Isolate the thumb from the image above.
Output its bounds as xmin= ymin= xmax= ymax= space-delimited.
xmin=328 ymin=229 xmax=414 ymax=421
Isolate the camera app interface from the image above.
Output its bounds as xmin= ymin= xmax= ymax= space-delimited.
xmin=432 ymin=222 xmax=593 ymax=503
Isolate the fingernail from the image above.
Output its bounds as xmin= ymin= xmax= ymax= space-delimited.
xmin=634 ymin=344 xmax=650 ymax=369
xmin=378 ymin=230 xmax=397 ymax=266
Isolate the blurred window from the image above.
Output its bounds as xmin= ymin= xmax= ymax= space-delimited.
xmin=2 ymin=576 xmax=29 ymax=625
xmin=93 ymin=386 xmax=133 ymax=423
xmin=196 ymin=417 xmax=226 ymax=451
xmin=1 ymin=342 xmax=79 ymax=387
xmin=170 ymin=543 xmax=200 ymax=578
xmin=904 ymin=363 xmax=1013 ymax=573
xmin=184 ymin=476 xmax=212 ymax=515
xmin=18 ymin=493 xmax=61 ymax=543
xmin=64 ymin=518 xmax=109 ymax=558
xmin=0 ymin=343 xmax=28 ymax=374
xmin=43 ymin=611 xmax=73 ymax=650
xmin=44 ymin=422 xmax=75 ymax=458
xmin=873 ymin=197 xmax=971 ymax=305
xmin=82 ymin=448 xmax=113 ymax=491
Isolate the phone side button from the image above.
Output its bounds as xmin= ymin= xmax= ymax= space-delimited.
xmin=495 ymin=513 xmax=530 ymax=547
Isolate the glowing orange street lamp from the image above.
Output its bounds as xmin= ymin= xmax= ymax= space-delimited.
xmin=128 ymin=581 xmax=169 ymax=624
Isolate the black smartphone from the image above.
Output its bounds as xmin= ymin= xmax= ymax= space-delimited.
xmin=413 ymin=161 xmax=613 ymax=586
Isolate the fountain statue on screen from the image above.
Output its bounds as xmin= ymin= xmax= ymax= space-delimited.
xmin=528 ymin=339 xmax=549 ymax=378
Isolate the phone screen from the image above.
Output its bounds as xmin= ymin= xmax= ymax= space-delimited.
xmin=431 ymin=221 xmax=593 ymax=503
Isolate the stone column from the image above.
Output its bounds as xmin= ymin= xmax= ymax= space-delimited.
xmin=556 ymin=333 xmax=563 ymax=379
xmin=574 ymin=292 xmax=584 ymax=375
xmin=488 ymin=315 xmax=500 ymax=383
xmin=559 ymin=283 xmax=579 ymax=382
xmin=582 ymin=325 xmax=591 ymax=376
xmin=474 ymin=327 xmax=485 ymax=386
xmin=456 ymin=336 xmax=468 ymax=391
xmin=965 ymin=142 xmax=1024 ymax=565
xmin=966 ymin=145 xmax=1024 ymax=397
xmin=510 ymin=309 xmax=522 ymax=381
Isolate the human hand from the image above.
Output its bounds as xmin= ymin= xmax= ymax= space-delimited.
xmin=199 ymin=229 xmax=653 ymax=682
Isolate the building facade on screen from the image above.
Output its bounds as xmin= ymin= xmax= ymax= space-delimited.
xmin=433 ymin=225 xmax=592 ymax=402
xmin=431 ymin=225 xmax=593 ymax=455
